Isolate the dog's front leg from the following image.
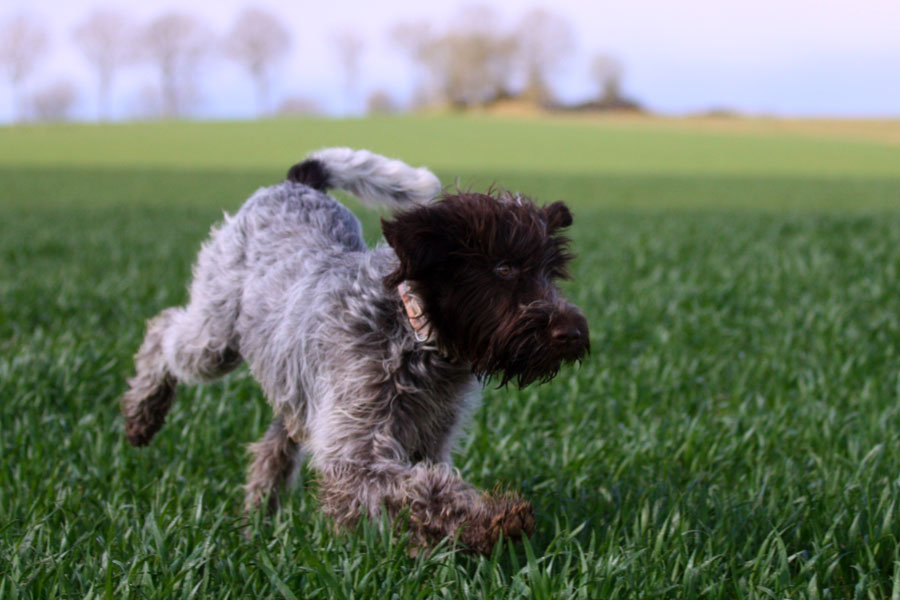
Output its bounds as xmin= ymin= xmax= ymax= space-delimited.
xmin=317 ymin=459 xmax=534 ymax=554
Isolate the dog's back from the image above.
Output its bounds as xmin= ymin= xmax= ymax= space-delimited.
xmin=235 ymin=146 xmax=443 ymax=261
xmin=122 ymin=149 xmax=441 ymax=446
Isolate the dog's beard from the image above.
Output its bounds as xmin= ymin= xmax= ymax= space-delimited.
xmin=466 ymin=303 xmax=589 ymax=388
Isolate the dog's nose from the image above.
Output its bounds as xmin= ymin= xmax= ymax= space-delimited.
xmin=551 ymin=324 xmax=583 ymax=345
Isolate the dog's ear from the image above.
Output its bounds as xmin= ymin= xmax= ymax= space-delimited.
xmin=381 ymin=211 xmax=449 ymax=288
xmin=542 ymin=202 xmax=573 ymax=232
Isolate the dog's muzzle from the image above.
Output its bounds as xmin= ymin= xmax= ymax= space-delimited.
xmin=548 ymin=303 xmax=590 ymax=360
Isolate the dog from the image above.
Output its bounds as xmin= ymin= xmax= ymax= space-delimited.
xmin=121 ymin=148 xmax=589 ymax=554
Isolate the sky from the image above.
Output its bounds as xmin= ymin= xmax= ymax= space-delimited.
xmin=2 ymin=0 xmax=899 ymax=122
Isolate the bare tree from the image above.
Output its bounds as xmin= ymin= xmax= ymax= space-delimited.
xmin=388 ymin=20 xmax=435 ymax=108
xmin=139 ymin=12 xmax=211 ymax=118
xmin=366 ymin=89 xmax=398 ymax=115
xmin=30 ymin=80 xmax=77 ymax=122
xmin=0 ymin=14 xmax=49 ymax=122
xmin=590 ymin=53 xmax=624 ymax=104
xmin=73 ymin=9 xmax=134 ymax=121
xmin=389 ymin=21 xmax=432 ymax=59
xmin=393 ymin=6 xmax=516 ymax=109
xmin=276 ymin=95 xmax=321 ymax=117
xmin=224 ymin=7 xmax=291 ymax=117
xmin=332 ymin=30 xmax=364 ymax=114
xmin=514 ymin=8 xmax=575 ymax=105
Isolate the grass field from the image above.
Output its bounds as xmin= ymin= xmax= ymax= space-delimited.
xmin=3 ymin=115 xmax=900 ymax=598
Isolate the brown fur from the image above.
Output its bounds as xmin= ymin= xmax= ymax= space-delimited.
xmin=383 ymin=190 xmax=589 ymax=387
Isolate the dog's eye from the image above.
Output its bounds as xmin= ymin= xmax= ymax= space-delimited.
xmin=494 ymin=264 xmax=517 ymax=279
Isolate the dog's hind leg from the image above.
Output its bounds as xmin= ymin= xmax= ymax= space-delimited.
xmin=121 ymin=303 xmax=243 ymax=446
xmin=123 ymin=224 xmax=245 ymax=446
xmin=244 ymin=417 xmax=304 ymax=514
xmin=121 ymin=308 xmax=180 ymax=446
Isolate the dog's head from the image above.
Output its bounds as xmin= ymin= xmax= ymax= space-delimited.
xmin=382 ymin=190 xmax=589 ymax=387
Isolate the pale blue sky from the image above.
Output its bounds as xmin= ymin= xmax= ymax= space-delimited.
xmin=3 ymin=0 xmax=899 ymax=121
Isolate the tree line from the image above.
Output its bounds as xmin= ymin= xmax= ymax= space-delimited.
xmin=0 ymin=5 xmax=636 ymax=123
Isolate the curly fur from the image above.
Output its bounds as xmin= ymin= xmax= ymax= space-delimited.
xmin=121 ymin=148 xmax=587 ymax=554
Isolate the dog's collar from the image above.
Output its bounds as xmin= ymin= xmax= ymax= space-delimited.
xmin=397 ymin=281 xmax=433 ymax=343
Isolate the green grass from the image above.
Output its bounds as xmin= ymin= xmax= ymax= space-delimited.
xmin=3 ymin=116 xmax=900 ymax=598
xmin=3 ymin=114 xmax=900 ymax=179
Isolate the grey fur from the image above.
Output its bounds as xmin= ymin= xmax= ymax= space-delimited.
xmin=122 ymin=149 xmax=537 ymax=552
xmin=306 ymin=147 xmax=442 ymax=207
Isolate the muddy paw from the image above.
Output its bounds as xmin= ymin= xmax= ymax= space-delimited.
xmin=488 ymin=500 xmax=535 ymax=543
xmin=460 ymin=497 xmax=535 ymax=555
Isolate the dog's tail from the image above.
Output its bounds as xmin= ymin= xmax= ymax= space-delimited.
xmin=286 ymin=148 xmax=441 ymax=209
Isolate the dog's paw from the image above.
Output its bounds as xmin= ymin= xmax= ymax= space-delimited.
xmin=459 ymin=496 xmax=535 ymax=555
xmin=488 ymin=499 xmax=535 ymax=543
